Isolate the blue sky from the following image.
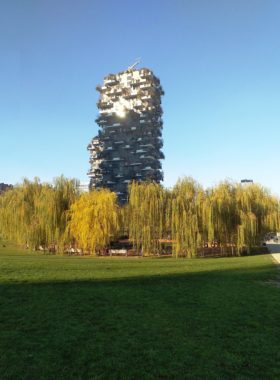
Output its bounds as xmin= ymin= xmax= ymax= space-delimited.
xmin=1 ymin=0 xmax=280 ymax=195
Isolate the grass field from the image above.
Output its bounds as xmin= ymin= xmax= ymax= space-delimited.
xmin=0 ymin=243 xmax=280 ymax=379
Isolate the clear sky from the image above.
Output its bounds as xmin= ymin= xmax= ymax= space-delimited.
xmin=1 ymin=0 xmax=280 ymax=195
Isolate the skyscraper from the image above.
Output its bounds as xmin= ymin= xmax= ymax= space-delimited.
xmin=87 ymin=64 xmax=164 ymax=203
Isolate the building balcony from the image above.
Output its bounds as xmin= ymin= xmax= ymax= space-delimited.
xmin=123 ymin=93 xmax=138 ymax=100
xmin=136 ymin=149 xmax=146 ymax=153
xmin=105 ymin=79 xmax=118 ymax=86
xmin=97 ymin=101 xmax=112 ymax=109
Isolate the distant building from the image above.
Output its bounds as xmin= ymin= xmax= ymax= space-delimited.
xmin=87 ymin=64 xmax=164 ymax=203
xmin=78 ymin=183 xmax=89 ymax=193
xmin=241 ymin=179 xmax=253 ymax=184
xmin=0 ymin=183 xmax=13 ymax=194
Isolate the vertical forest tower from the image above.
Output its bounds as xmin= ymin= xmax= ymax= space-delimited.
xmin=87 ymin=64 xmax=164 ymax=203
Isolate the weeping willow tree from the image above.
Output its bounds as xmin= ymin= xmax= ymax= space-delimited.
xmin=261 ymin=190 xmax=280 ymax=234
xmin=128 ymin=181 xmax=166 ymax=255
xmin=235 ymin=183 xmax=280 ymax=254
xmin=0 ymin=176 xmax=79 ymax=250
xmin=0 ymin=178 xmax=48 ymax=248
xmin=206 ymin=182 xmax=238 ymax=255
xmin=67 ymin=189 xmax=119 ymax=255
xmin=52 ymin=176 xmax=80 ymax=250
xmin=127 ymin=179 xmax=279 ymax=258
xmin=169 ymin=177 xmax=203 ymax=258
xmin=205 ymin=182 xmax=280 ymax=255
xmin=1 ymin=175 xmax=279 ymax=258
xmin=0 ymin=183 xmax=27 ymax=245
xmin=118 ymin=202 xmax=129 ymax=238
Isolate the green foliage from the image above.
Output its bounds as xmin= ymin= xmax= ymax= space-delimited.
xmin=128 ymin=181 xmax=166 ymax=255
xmin=0 ymin=176 xmax=79 ymax=250
xmin=127 ymin=179 xmax=280 ymax=257
xmin=203 ymin=182 xmax=280 ymax=255
xmin=170 ymin=177 xmax=203 ymax=257
xmin=0 ymin=177 xmax=279 ymax=256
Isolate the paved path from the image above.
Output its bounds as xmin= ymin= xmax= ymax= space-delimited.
xmin=271 ymin=254 xmax=280 ymax=264
xmin=267 ymin=243 xmax=280 ymax=264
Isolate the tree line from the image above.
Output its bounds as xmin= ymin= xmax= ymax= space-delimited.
xmin=0 ymin=176 xmax=279 ymax=257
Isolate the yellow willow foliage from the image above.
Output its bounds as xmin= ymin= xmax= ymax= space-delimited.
xmin=170 ymin=177 xmax=202 ymax=258
xmin=1 ymin=176 xmax=279 ymax=258
xmin=263 ymin=198 xmax=280 ymax=233
xmin=127 ymin=179 xmax=279 ymax=257
xmin=196 ymin=188 xmax=211 ymax=244
xmin=207 ymin=182 xmax=238 ymax=253
xmin=0 ymin=187 xmax=24 ymax=244
xmin=52 ymin=176 xmax=80 ymax=249
xmin=128 ymin=181 xmax=166 ymax=255
xmin=164 ymin=188 xmax=173 ymax=239
xmin=119 ymin=203 xmax=129 ymax=237
xmin=0 ymin=178 xmax=48 ymax=247
xmin=0 ymin=177 xmax=79 ymax=250
xmin=67 ymin=189 xmax=119 ymax=255
xmin=204 ymin=192 xmax=215 ymax=243
xmin=235 ymin=184 xmax=280 ymax=254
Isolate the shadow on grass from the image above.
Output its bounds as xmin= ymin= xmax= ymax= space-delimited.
xmin=0 ymin=261 xmax=280 ymax=380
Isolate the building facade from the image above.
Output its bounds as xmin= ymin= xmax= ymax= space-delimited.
xmin=0 ymin=183 xmax=13 ymax=194
xmin=87 ymin=66 xmax=164 ymax=203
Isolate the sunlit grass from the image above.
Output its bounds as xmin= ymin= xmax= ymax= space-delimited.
xmin=0 ymin=242 xmax=280 ymax=379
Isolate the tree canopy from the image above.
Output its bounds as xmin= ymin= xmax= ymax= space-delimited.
xmin=67 ymin=189 xmax=119 ymax=254
xmin=0 ymin=177 xmax=279 ymax=257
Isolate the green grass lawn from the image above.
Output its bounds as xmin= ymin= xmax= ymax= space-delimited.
xmin=0 ymin=243 xmax=280 ymax=379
